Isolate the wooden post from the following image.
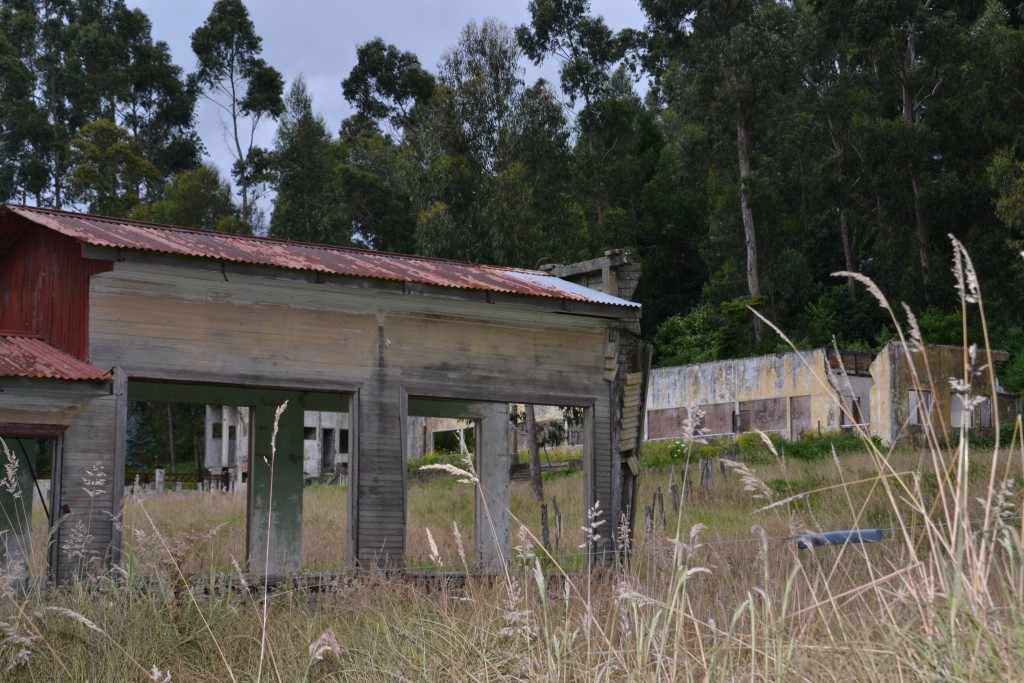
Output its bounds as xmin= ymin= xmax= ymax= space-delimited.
xmin=352 ymin=372 xmax=405 ymax=568
xmin=247 ymin=399 xmax=304 ymax=576
xmin=476 ymin=403 xmax=511 ymax=572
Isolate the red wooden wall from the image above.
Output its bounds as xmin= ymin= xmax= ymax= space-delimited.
xmin=0 ymin=215 xmax=111 ymax=360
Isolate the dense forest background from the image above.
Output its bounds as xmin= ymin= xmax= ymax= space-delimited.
xmin=5 ymin=0 xmax=1024 ymax=466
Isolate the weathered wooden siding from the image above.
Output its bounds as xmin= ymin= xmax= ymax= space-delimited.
xmin=88 ymin=265 xmax=610 ymax=395
xmin=56 ymin=381 xmax=119 ymax=581
xmin=0 ymin=222 xmax=110 ymax=359
xmin=593 ymin=392 xmax=614 ymax=554
xmin=83 ymin=264 xmax=616 ymax=569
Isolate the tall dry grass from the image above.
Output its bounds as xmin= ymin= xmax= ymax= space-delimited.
xmin=3 ymin=237 xmax=1024 ymax=680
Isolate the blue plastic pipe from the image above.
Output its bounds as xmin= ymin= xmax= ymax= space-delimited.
xmin=796 ymin=528 xmax=884 ymax=549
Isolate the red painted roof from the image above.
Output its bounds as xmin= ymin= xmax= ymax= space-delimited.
xmin=0 ymin=335 xmax=111 ymax=381
xmin=3 ymin=205 xmax=639 ymax=309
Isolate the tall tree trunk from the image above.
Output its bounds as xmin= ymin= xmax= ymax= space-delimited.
xmin=901 ymin=20 xmax=931 ymax=303
xmin=166 ymin=404 xmax=176 ymax=475
xmin=910 ymin=171 xmax=931 ymax=303
xmin=525 ymin=405 xmax=543 ymax=502
xmin=736 ymin=110 xmax=762 ymax=346
xmin=839 ymin=204 xmax=857 ymax=299
xmin=49 ymin=66 xmax=62 ymax=209
xmin=826 ymin=115 xmax=857 ymax=299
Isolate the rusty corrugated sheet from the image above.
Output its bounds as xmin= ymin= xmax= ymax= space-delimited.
xmin=3 ymin=205 xmax=639 ymax=308
xmin=0 ymin=336 xmax=111 ymax=381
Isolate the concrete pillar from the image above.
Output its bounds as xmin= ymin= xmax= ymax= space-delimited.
xmin=155 ymin=467 xmax=165 ymax=492
xmin=220 ymin=405 xmax=232 ymax=468
xmin=476 ymin=404 xmax=511 ymax=572
xmin=235 ymin=407 xmax=249 ymax=484
xmin=203 ymin=405 xmax=220 ymax=470
xmin=247 ymin=400 xmax=304 ymax=575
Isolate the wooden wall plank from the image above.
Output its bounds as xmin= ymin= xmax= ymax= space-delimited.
xmin=55 ymin=388 xmax=117 ymax=582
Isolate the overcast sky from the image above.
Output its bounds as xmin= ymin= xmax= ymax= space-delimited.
xmin=126 ymin=0 xmax=648 ymax=211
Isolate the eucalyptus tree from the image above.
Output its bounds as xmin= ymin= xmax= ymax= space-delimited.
xmin=342 ymin=37 xmax=435 ymax=139
xmin=132 ymin=163 xmax=244 ymax=233
xmin=515 ymin=0 xmax=624 ymax=107
xmin=337 ymin=38 xmax=435 ymax=252
xmin=415 ymin=19 xmax=582 ymax=267
xmin=0 ymin=0 xmax=199 ymax=208
xmin=269 ymin=77 xmax=348 ymax=245
xmin=191 ymin=0 xmax=283 ymax=229
xmin=640 ymin=0 xmax=799 ymax=346
xmin=65 ymin=117 xmax=161 ymax=216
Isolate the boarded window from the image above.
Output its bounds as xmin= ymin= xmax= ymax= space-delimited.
xmin=790 ymin=395 xmax=811 ymax=438
xmin=702 ymin=403 xmax=736 ymax=436
xmin=738 ymin=398 xmax=787 ymax=433
xmin=975 ymin=397 xmax=993 ymax=429
xmin=909 ymin=390 xmax=931 ymax=426
xmin=841 ymin=395 xmax=863 ymax=427
xmin=646 ymin=402 xmax=735 ymax=439
xmin=952 ymin=394 xmax=992 ymax=429
xmin=646 ymin=407 xmax=688 ymax=440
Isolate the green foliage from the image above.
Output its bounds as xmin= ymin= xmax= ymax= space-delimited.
xmin=65 ymin=118 xmax=161 ymax=217
xmin=407 ymin=450 xmax=469 ymax=475
xmin=341 ymin=37 xmax=435 ymax=135
xmin=0 ymin=0 xmax=199 ymax=207
xmin=782 ymin=432 xmax=883 ymax=461
xmin=644 ymin=430 xmax=882 ymax=469
xmin=269 ymin=77 xmax=349 ymax=245
xmin=515 ymin=0 xmax=624 ymax=106
xmin=132 ymin=164 xmax=242 ymax=232
xmin=411 ymin=19 xmax=586 ymax=267
xmin=652 ymin=304 xmax=723 ymax=367
xmin=125 ymin=401 xmax=205 ymax=472
xmin=917 ymin=307 xmax=968 ymax=346
xmin=191 ymin=0 xmax=283 ymax=226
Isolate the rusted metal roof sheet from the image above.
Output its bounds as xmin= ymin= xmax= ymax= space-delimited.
xmin=4 ymin=205 xmax=640 ymax=309
xmin=0 ymin=335 xmax=111 ymax=381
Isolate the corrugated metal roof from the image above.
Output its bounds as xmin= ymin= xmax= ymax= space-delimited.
xmin=0 ymin=335 xmax=111 ymax=381
xmin=4 ymin=205 xmax=640 ymax=309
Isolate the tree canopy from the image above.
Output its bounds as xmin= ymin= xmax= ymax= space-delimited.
xmin=4 ymin=0 xmax=1024 ymax=389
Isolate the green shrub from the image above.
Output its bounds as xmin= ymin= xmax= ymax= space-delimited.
xmin=407 ymin=449 xmax=469 ymax=474
xmin=642 ymin=429 xmax=880 ymax=468
xmin=782 ymin=431 xmax=882 ymax=461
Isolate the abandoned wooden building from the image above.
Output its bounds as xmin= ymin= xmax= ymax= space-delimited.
xmin=646 ymin=344 xmax=1021 ymax=447
xmin=0 ymin=205 xmax=644 ymax=582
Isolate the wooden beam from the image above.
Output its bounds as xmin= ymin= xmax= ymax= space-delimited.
xmin=127 ymin=380 xmax=349 ymax=412
xmin=86 ymin=245 xmax=638 ymax=321
xmin=407 ymin=397 xmax=489 ymax=419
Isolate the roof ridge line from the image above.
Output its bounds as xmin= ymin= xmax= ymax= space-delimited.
xmin=4 ymin=203 xmax=550 ymax=275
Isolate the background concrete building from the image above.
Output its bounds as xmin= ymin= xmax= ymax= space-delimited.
xmin=646 ymin=343 xmax=1020 ymax=447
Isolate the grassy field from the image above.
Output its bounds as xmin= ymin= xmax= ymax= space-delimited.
xmin=6 ymin=245 xmax=1021 ymax=680
xmin=5 ymin=423 xmax=1023 ymax=681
